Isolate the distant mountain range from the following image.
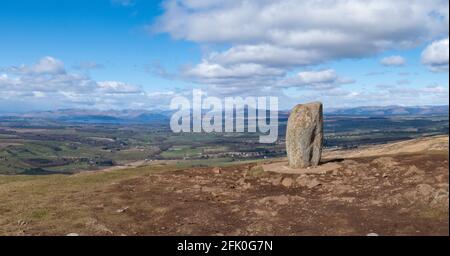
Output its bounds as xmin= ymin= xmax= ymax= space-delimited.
xmin=0 ymin=109 xmax=172 ymax=124
xmin=0 ymin=105 xmax=447 ymax=124
xmin=326 ymin=105 xmax=448 ymax=116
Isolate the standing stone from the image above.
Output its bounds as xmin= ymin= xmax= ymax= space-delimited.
xmin=286 ymin=102 xmax=323 ymax=168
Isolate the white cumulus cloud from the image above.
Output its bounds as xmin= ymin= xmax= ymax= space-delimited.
xmin=278 ymin=69 xmax=354 ymax=89
xmin=380 ymin=56 xmax=406 ymax=67
xmin=8 ymin=56 xmax=66 ymax=75
xmin=421 ymin=38 xmax=449 ymax=72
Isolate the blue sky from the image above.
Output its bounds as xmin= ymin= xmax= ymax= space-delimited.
xmin=0 ymin=0 xmax=195 ymax=90
xmin=0 ymin=0 xmax=448 ymax=111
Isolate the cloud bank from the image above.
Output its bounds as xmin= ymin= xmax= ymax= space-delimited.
xmin=153 ymin=0 xmax=449 ymax=103
xmin=0 ymin=57 xmax=175 ymax=111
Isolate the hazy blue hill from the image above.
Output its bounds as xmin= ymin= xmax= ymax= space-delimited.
xmin=132 ymin=113 xmax=170 ymax=123
xmin=325 ymin=105 xmax=448 ymax=116
xmin=0 ymin=105 xmax=447 ymax=125
xmin=57 ymin=115 xmax=125 ymax=124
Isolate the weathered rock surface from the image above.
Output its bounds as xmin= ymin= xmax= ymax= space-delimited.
xmin=286 ymin=102 xmax=323 ymax=168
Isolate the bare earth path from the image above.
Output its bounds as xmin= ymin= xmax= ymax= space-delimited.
xmin=0 ymin=136 xmax=448 ymax=235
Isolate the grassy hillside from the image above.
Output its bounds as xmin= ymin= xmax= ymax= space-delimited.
xmin=0 ymin=136 xmax=447 ymax=236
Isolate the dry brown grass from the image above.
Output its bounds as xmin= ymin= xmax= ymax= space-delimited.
xmin=0 ymin=164 xmax=173 ymax=235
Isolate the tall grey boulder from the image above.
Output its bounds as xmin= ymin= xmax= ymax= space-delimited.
xmin=286 ymin=102 xmax=323 ymax=168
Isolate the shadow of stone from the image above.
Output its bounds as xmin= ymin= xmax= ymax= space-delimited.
xmin=320 ymin=158 xmax=345 ymax=164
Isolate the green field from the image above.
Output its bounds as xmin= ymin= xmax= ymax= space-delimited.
xmin=0 ymin=115 xmax=448 ymax=174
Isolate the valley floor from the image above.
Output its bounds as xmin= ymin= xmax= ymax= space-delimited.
xmin=0 ymin=136 xmax=448 ymax=236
